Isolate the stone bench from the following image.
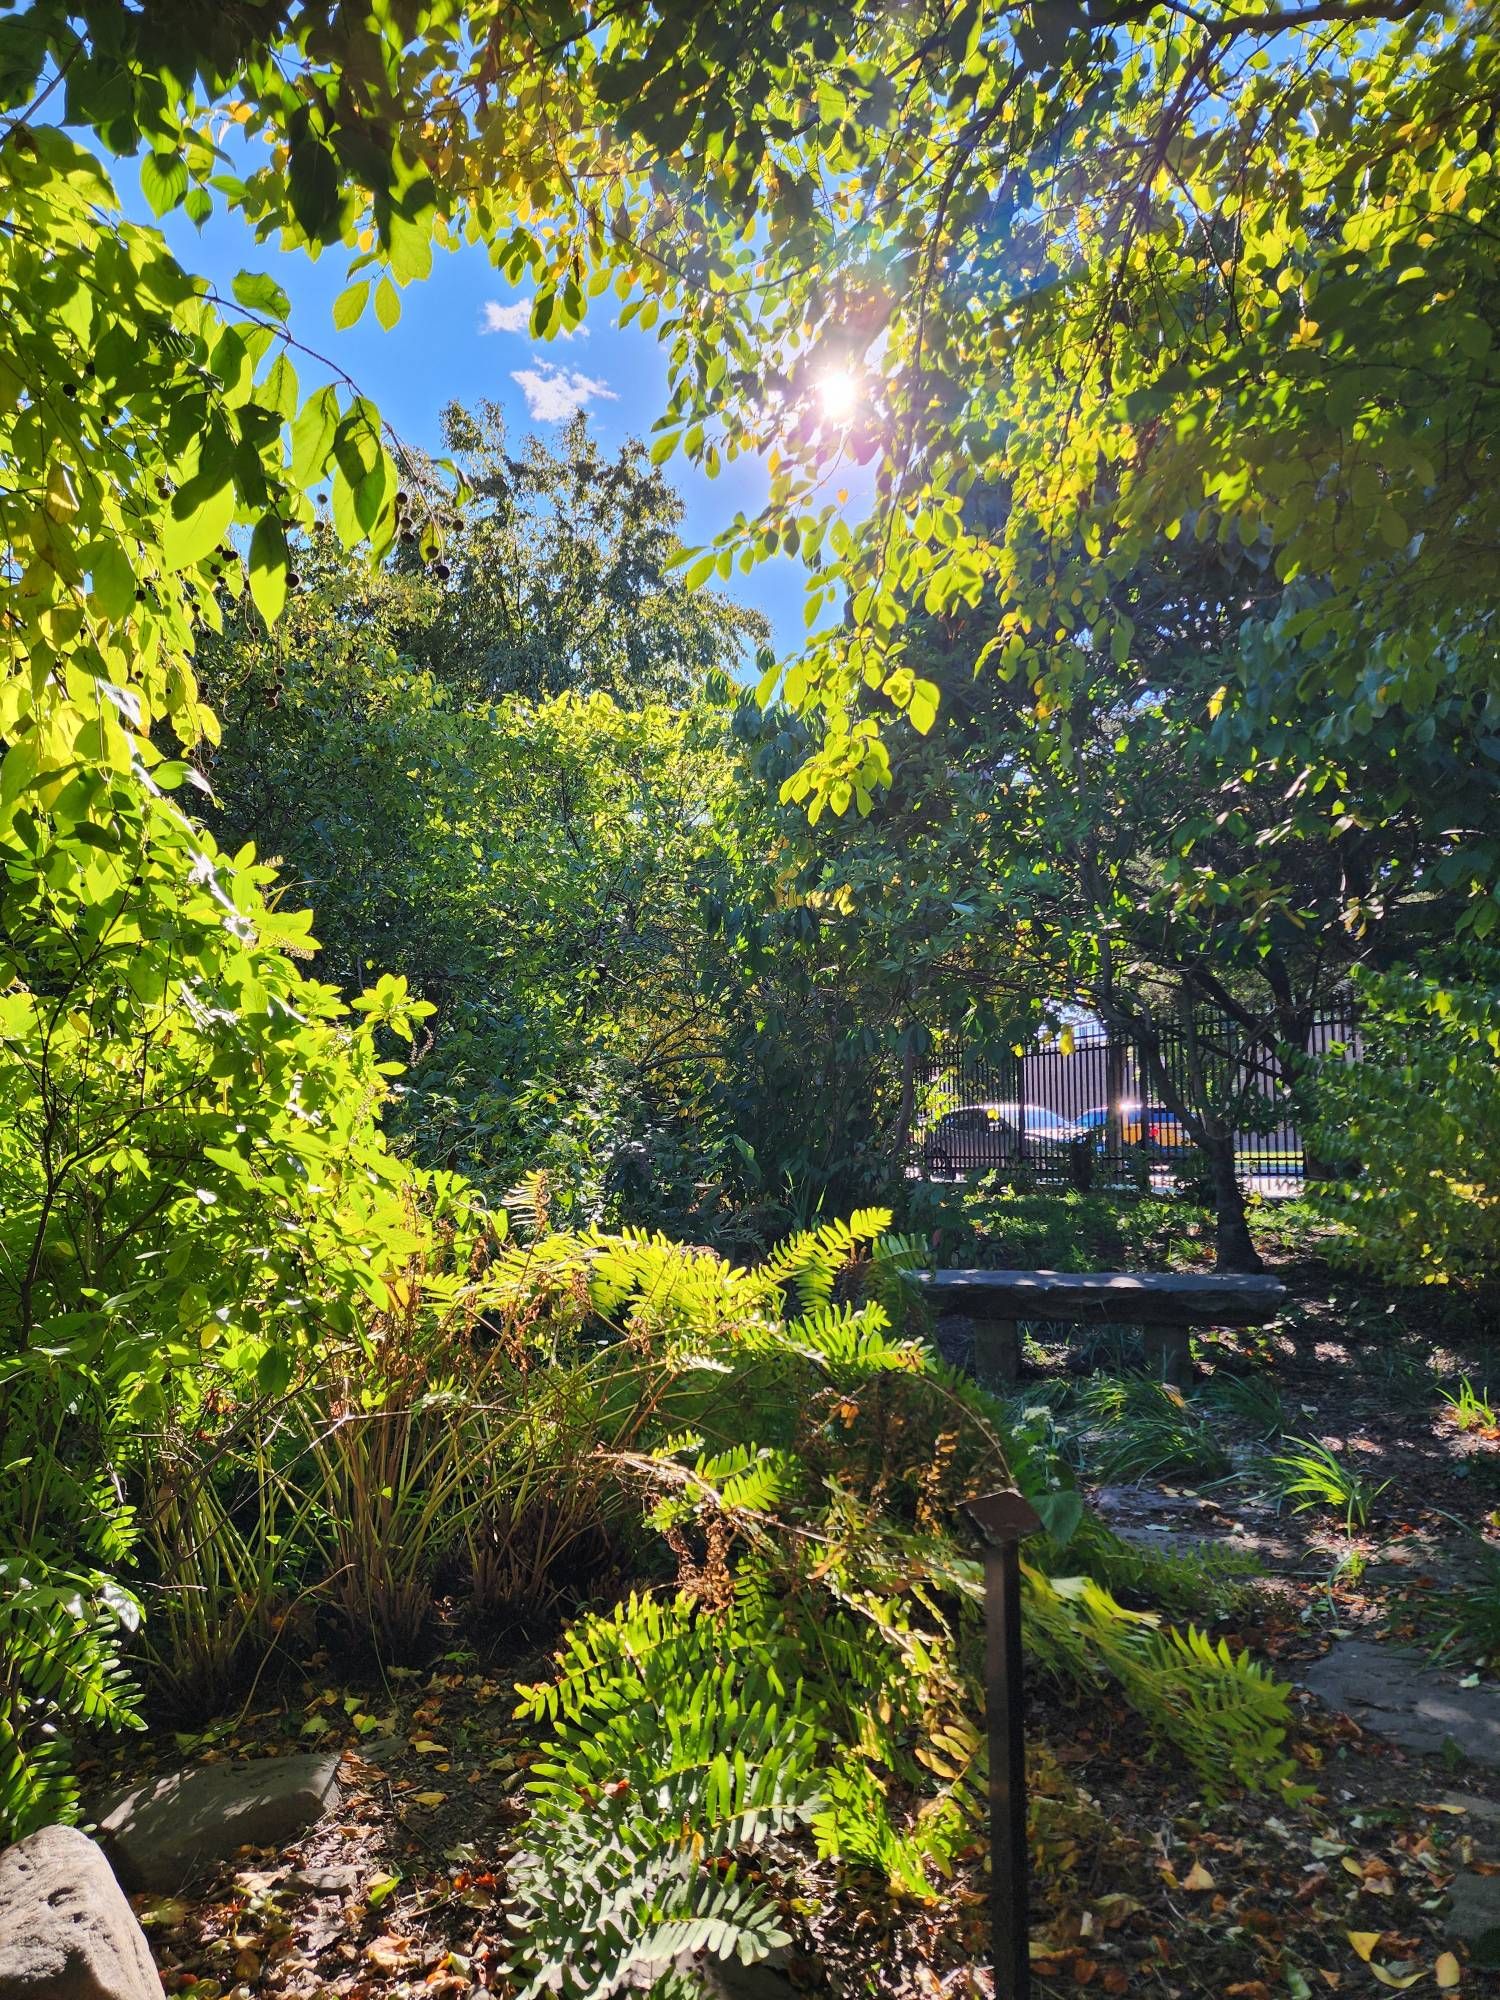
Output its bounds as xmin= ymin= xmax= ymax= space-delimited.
xmin=916 ymin=1268 xmax=1287 ymax=1386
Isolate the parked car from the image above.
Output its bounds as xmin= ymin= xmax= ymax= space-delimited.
xmin=919 ymin=1102 xmax=1084 ymax=1174
xmin=1077 ymin=1101 xmax=1194 ymax=1158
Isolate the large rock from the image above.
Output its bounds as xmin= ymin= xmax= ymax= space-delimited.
xmin=1301 ymin=1640 xmax=1500 ymax=1768
xmin=96 ymin=1755 xmax=341 ymax=1892
xmin=0 ymin=1825 xmax=162 ymax=2000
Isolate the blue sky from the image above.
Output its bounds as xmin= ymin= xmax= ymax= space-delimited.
xmin=149 ymin=189 xmax=814 ymax=658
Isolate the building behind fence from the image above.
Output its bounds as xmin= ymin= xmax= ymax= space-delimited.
xmin=914 ymin=1003 xmax=1360 ymax=1191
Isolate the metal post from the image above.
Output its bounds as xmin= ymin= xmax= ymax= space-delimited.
xmin=965 ymin=1489 xmax=1042 ymax=2000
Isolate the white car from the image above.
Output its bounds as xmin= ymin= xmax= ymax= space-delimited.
xmin=919 ymin=1102 xmax=1084 ymax=1173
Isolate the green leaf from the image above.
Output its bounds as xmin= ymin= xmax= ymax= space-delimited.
xmin=89 ymin=541 xmax=135 ymax=621
xmin=331 ymin=464 xmax=362 ymax=550
xmin=333 ymin=281 xmax=370 ymax=331
xmin=374 ymin=276 xmax=401 ymax=330
xmin=1033 ymin=1490 xmax=1085 ymax=1550
xmin=388 ymin=210 xmax=433 ymax=286
xmin=232 ymin=270 xmax=291 ymax=320
xmin=288 ymin=138 xmax=341 ymax=239
xmin=907 ymin=678 xmax=940 ymax=735
xmin=248 ymin=514 xmax=288 ymax=626
xmin=256 ymin=1344 xmax=293 ymax=1397
xmin=140 ymin=151 xmax=187 ymax=216
xmin=260 ymin=352 xmax=300 ymax=423
xmin=291 ymin=384 xmax=340 ymax=487
xmin=163 ymin=479 xmax=234 ymax=572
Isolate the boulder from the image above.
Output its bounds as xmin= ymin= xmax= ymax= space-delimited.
xmin=0 ymin=1824 xmax=162 ymax=2000
xmin=96 ymin=1755 xmax=341 ymax=1892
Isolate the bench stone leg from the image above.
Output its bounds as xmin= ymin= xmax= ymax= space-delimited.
xmin=1142 ymin=1323 xmax=1192 ymax=1386
xmin=973 ymin=1316 xmax=1020 ymax=1390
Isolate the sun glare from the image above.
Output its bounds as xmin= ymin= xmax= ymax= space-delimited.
xmin=817 ymin=366 xmax=860 ymax=424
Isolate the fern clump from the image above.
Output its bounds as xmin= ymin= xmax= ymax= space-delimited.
xmin=0 ymin=1555 xmax=143 ymax=1839
xmin=501 ymin=1209 xmax=1301 ymax=1999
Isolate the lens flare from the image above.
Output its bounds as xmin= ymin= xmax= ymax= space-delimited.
xmin=817 ymin=366 xmax=860 ymax=424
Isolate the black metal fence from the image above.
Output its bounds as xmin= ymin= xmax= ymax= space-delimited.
xmin=913 ymin=1004 xmax=1360 ymax=1192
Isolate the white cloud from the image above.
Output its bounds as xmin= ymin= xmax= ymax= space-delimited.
xmin=481 ymin=297 xmax=587 ymax=338
xmin=511 ymin=360 xmax=617 ymax=423
xmin=480 ymin=298 xmax=532 ymax=334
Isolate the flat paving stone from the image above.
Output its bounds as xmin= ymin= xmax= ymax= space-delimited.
xmin=1447 ymin=1870 xmax=1500 ymax=1966
xmin=1301 ymin=1640 xmax=1500 ymax=1768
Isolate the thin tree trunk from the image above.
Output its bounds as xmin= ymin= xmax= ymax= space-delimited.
xmin=891 ymin=1034 xmax=917 ymax=1178
xmin=1203 ymin=1128 xmax=1263 ymax=1273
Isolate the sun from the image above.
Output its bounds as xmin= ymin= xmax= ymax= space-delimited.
xmin=816 ymin=366 xmax=860 ymax=424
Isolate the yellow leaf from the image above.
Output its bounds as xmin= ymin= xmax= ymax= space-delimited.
xmin=1369 ymin=1968 xmax=1425 ymax=1991
xmin=45 ymin=463 xmax=80 ymax=522
xmin=412 ymin=1739 xmax=447 ymax=1754
xmin=1435 ymin=1953 xmax=1460 ymax=1990
xmin=411 ymin=1789 xmax=446 ymax=1808
xmin=1349 ymin=1934 xmax=1383 ymax=1963
xmin=1183 ymin=1861 xmax=1215 ymax=1892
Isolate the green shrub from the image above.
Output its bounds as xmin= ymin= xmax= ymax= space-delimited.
xmin=1314 ymin=961 xmax=1500 ymax=1285
xmin=920 ymin=1186 xmax=1227 ymax=1274
xmin=0 ymin=770 xmax=439 ymax=1839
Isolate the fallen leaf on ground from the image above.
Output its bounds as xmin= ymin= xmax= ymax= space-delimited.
xmin=134 ymin=1897 xmax=192 ymax=1928
xmin=366 ymin=1935 xmax=412 ymax=1972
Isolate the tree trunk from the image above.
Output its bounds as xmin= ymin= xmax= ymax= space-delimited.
xmin=890 ymin=1034 xmax=917 ymax=1178
xmin=1104 ymin=1031 xmax=1128 ymax=1155
xmin=1204 ymin=1131 xmax=1263 ymax=1273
